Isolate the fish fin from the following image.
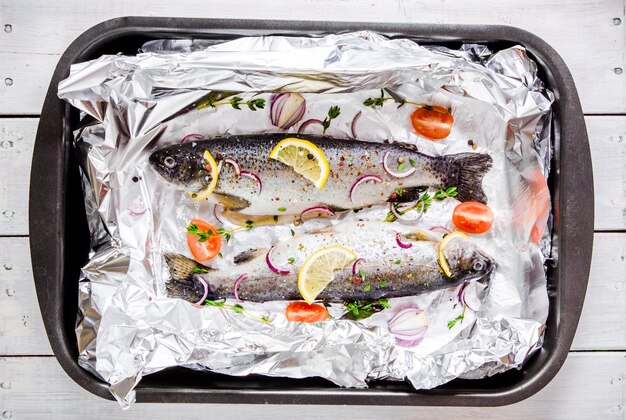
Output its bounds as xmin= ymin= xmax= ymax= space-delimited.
xmin=220 ymin=210 xmax=296 ymax=226
xmin=213 ymin=192 xmax=251 ymax=211
xmin=164 ymin=252 xmax=212 ymax=282
xmin=447 ymin=153 xmax=492 ymax=203
xmin=404 ymin=229 xmax=442 ymax=242
xmin=233 ymin=248 xmax=267 ymax=264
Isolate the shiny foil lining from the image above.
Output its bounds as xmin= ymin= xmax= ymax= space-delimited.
xmin=58 ymin=32 xmax=552 ymax=409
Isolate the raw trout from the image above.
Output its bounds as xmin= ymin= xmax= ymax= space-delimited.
xmin=164 ymin=222 xmax=494 ymax=304
xmin=149 ymin=134 xmax=492 ymax=218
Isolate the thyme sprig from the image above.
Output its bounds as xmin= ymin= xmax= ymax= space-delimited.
xmin=205 ymin=299 xmax=272 ymax=324
xmin=364 ymin=89 xmax=450 ymax=113
xmin=322 ymin=106 xmax=341 ymax=133
xmin=385 ymin=187 xmax=458 ymax=222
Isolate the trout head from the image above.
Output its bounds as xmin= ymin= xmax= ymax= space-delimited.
xmin=149 ymin=145 xmax=208 ymax=188
xmin=443 ymin=235 xmax=494 ymax=281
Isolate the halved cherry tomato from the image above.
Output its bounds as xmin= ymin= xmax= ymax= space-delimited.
xmin=187 ymin=218 xmax=222 ymax=262
xmin=410 ymin=106 xmax=454 ymax=140
xmin=452 ymin=202 xmax=493 ymax=234
xmin=285 ymin=302 xmax=329 ymax=323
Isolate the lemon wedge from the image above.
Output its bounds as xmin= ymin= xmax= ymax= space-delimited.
xmin=269 ymin=138 xmax=330 ymax=189
xmin=438 ymin=231 xmax=470 ymax=278
xmin=298 ymin=245 xmax=356 ymax=303
xmin=189 ymin=150 xmax=220 ymax=200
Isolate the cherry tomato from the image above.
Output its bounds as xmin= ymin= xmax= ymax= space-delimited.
xmin=410 ymin=106 xmax=454 ymax=140
xmin=452 ymin=202 xmax=494 ymax=234
xmin=187 ymin=218 xmax=222 ymax=262
xmin=285 ymin=302 xmax=329 ymax=323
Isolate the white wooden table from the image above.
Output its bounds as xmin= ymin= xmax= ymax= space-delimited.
xmin=1 ymin=1 xmax=625 ymax=418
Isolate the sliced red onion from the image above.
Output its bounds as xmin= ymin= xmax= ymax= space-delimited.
xmin=266 ymin=246 xmax=290 ymax=275
xmin=382 ymin=150 xmax=416 ymax=178
xmin=192 ymin=277 xmax=209 ymax=307
xmin=233 ymin=273 xmax=247 ymax=303
xmin=299 ymin=206 xmax=336 ymax=223
xmin=350 ymin=174 xmax=383 ymax=203
xmin=271 ymin=93 xmax=306 ymax=129
xmin=181 ymin=133 xmax=204 ymax=144
xmin=240 ymin=170 xmax=262 ymax=195
xmin=352 ymin=258 xmax=366 ymax=275
xmin=213 ymin=204 xmax=224 ymax=224
xmin=298 ymin=118 xmax=323 ymax=134
xmin=388 ymin=308 xmax=428 ymax=345
xmin=389 ymin=202 xmax=424 ymax=225
xmin=394 ymin=232 xmax=413 ymax=249
xmin=350 ymin=111 xmax=362 ymax=138
xmin=430 ymin=226 xmax=452 ymax=234
xmin=223 ymin=158 xmax=241 ymax=177
xmin=457 ymin=281 xmax=479 ymax=312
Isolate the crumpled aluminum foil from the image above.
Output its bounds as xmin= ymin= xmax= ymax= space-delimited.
xmin=58 ymin=31 xmax=553 ymax=409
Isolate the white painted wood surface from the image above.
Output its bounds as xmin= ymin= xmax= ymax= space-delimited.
xmin=0 ymin=0 xmax=625 ymax=416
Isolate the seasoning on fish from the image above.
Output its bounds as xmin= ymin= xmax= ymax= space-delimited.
xmin=149 ymin=134 xmax=493 ymax=220
xmin=164 ymin=222 xmax=494 ymax=304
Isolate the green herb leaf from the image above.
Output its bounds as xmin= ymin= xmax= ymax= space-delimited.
xmin=363 ymin=284 xmax=371 ymax=292
xmin=322 ymin=106 xmax=341 ymax=133
xmin=260 ymin=316 xmax=271 ymax=324
xmin=245 ymin=220 xmax=254 ymax=230
xmin=395 ymin=259 xmax=401 ymax=264
xmin=231 ymin=304 xmax=245 ymax=314
xmin=290 ymin=229 xmax=296 ymax=237
xmin=343 ymin=298 xmax=390 ymax=320
xmin=447 ymin=313 xmax=465 ymax=329
xmin=358 ymin=269 xmax=366 ymax=278
xmin=397 ymin=162 xmax=405 ymax=171
xmin=277 ymin=207 xmax=287 ymax=212
xmin=193 ymin=266 xmax=210 ymax=274
xmin=287 ymin=257 xmax=295 ymax=264
xmin=379 ymin=279 xmax=388 ymax=288
xmin=218 ymin=252 xmax=223 ymax=258
xmin=205 ymin=300 xmax=226 ymax=308
xmin=409 ymin=159 xmax=416 ymax=167
xmin=395 ymin=188 xmax=405 ymax=197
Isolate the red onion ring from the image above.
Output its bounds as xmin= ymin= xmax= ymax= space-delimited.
xmin=430 ymin=226 xmax=452 ymax=234
xmin=223 ymin=158 xmax=241 ymax=177
xmin=457 ymin=281 xmax=478 ymax=312
xmin=233 ymin=273 xmax=247 ymax=303
xmin=299 ymin=206 xmax=336 ymax=223
xmin=181 ymin=133 xmax=204 ymax=144
xmin=394 ymin=231 xmax=413 ymax=249
xmin=389 ymin=202 xmax=424 ymax=225
xmin=240 ymin=170 xmax=262 ymax=195
xmin=266 ymin=246 xmax=290 ymax=275
xmin=352 ymin=258 xmax=366 ymax=275
xmin=350 ymin=111 xmax=362 ymax=138
xmin=350 ymin=174 xmax=383 ymax=203
xmin=192 ymin=277 xmax=209 ymax=307
xmin=213 ymin=204 xmax=224 ymax=225
xmin=128 ymin=207 xmax=147 ymax=216
xmin=297 ymin=118 xmax=323 ymax=134
xmin=388 ymin=308 xmax=428 ymax=342
xmin=270 ymin=93 xmax=288 ymax=125
xmin=382 ymin=150 xmax=416 ymax=178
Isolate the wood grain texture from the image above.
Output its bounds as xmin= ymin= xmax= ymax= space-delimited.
xmin=0 ymin=233 xmax=623 ymax=356
xmin=0 ymin=353 xmax=624 ymax=419
xmin=0 ymin=0 xmax=624 ymax=114
xmin=1 ymin=116 xmax=623 ymax=236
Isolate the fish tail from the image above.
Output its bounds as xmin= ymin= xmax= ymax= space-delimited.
xmin=163 ymin=253 xmax=213 ymax=303
xmin=447 ymin=153 xmax=492 ymax=203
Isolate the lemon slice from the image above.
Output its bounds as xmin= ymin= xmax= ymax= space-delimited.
xmin=189 ymin=150 xmax=220 ymax=200
xmin=438 ymin=231 xmax=470 ymax=278
xmin=298 ymin=245 xmax=356 ymax=303
xmin=269 ymin=138 xmax=330 ymax=189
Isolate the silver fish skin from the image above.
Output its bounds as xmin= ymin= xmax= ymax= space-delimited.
xmin=149 ymin=134 xmax=492 ymax=217
xmin=164 ymin=222 xmax=494 ymax=304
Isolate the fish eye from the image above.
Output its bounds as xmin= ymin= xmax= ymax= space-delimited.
xmin=163 ymin=156 xmax=176 ymax=168
xmin=472 ymin=259 xmax=485 ymax=272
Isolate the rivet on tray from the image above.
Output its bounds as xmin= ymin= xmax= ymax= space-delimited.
xmin=3 ymin=263 xmax=12 ymax=270
xmin=2 ymin=411 xmax=12 ymax=419
xmin=4 ymin=78 xmax=13 ymax=86
xmin=3 ymin=24 xmax=11 ymax=33
xmin=614 ymin=67 xmax=624 ymax=75
xmin=613 ymin=17 xmax=622 ymax=25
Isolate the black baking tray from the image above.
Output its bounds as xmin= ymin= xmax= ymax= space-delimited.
xmin=30 ymin=17 xmax=593 ymax=406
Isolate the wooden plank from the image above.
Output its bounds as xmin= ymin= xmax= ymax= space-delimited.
xmin=588 ymin=117 xmax=626 ymax=231
xmin=0 ymin=353 xmax=623 ymax=418
xmin=572 ymin=232 xmax=626 ymax=350
xmin=0 ymin=0 xmax=624 ymax=114
xmin=1 ymin=116 xmax=623 ymax=236
xmin=0 ymin=238 xmax=51 ymax=355
xmin=0 ymin=118 xmax=36 ymax=236
xmin=0 ymin=233 xmax=623 ymax=356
